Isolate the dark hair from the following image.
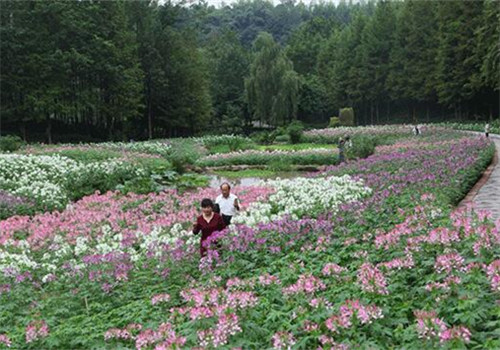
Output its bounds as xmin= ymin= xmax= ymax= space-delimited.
xmin=201 ymin=198 xmax=214 ymax=209
xmin=220 ymin=182 xmax=231 ymax=190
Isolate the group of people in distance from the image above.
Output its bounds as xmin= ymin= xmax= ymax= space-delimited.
xmin=192 ymin=183 xmax=240 ymax=256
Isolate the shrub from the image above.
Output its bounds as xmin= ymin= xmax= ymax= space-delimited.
xmin=0 ymin=135 xmax=24 ymax=152
xmin=251 ymin=131 xmax=276 ymax=145
xmin=287 ymin=121 xmax=304 ymax=144
xmin=274 ymin=134 xmax=290 ymax=143
xmin=169 ymin=147 xmax=198 ymax=174
xmin=346 ymin=135 xmax=376 ymax=159
xmin=329 ymin=116 xmax=341 ymax=128
xmin=339 ymin=108 xmax=355 ymax=126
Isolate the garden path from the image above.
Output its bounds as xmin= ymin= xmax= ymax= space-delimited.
xmin=473 ymin=134 xmax=500 ymax=221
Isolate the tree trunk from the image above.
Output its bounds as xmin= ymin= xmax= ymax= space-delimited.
xmin=20 ymin=121 xmax=27 ymax=141
xmin=376 ymin=103 xmax=379 ymax=125
xmin=386 ymin=100 xmax=390 ymax=123
xmin=46 ymin=114 xmax=52 ymax=144
xmin=370 ymin=101 xmax=374 ymax=125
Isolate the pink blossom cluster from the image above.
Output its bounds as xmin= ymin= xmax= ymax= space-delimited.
xmin=378 ymin=254 xmax=415 ymax=270
xmin=180 ymin=287 xmax=258 ymax=311
xmin=258 ymin=273 xmax=281 ymax=286
xmin=425 ymin=275 xmax=461 ymax=292
xmin=325 ymin=300 xmax=383 ymax=332
xmin=322 ymin=263 xmax=346 ymax=276
xmin=271 ymin=331 xmax=296 ymax=350
xmin=439 ymin=326 xmax=472 ymax=343
xmin=0 ymin=334 xmax=11 ymax=347
xmin=308 ymin=297 xmax=333 ymax=309
xmin=104 ymin=323 xmax=143 ymax=341
xmin=25 ymin=320 xmax=49 ymax=343
xmin=414 ymin=310 xmax=471 ymax=344
xmin=357 ymin=263 xmax=389 ymax=295
xmin=374 ymin=218 xmax=418 ymax=249
xmin=485 ymin=260 xmax=500 ymax=292
xmin=434 ymin=252 xmax=466 ymax=274
xmin=105 ymin=322 xmax=185 ymax=350
xmin=151 ymin=293 xmax=171 ymax=305
xmin=282 ymin=274 xmax=326 ymax=295
xmin=226 ymin=277 xmax=256 ymax=290
xmin=198 ymin=313 xmax=241 ymax=347
xmin=318 ymin=335 xmax=350 ymax=349
xmin=426 ymin=227 xmax=461 ymax=245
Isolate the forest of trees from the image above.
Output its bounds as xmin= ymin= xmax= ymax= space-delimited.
xmin=0 ymin=0 xmax=498 ymax=142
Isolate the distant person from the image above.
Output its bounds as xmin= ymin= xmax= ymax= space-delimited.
xmin=193 ymin=198 xmax=226 ymax=257
xmin=345 ymin=135 xmax=353 ymax=148
xmin=215 ymin=183 xmax=240 ymax=225
xmin=338 ymin=137 xmax=346 ymax=163
xmin=413 ymin=125 xmax=420 ymax=136
xmin=485 ymin=123 xmax=490 ymax=138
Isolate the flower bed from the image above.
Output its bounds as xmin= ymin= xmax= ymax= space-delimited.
xmin=197 ymin=148 xmax=338 ymax=167
xmin=302 ymin=124 xmax=417 ymax=144
xmin=0 ymin=132 xmax=498 ymax=349
xmin=0 ymin=154 xmax=142 ymax=216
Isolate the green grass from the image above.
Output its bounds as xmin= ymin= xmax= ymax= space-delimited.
xmin=257 ymin=143 xmax=337 ymax=151
xmin=212 ymin=169 xmax=277 ymax=178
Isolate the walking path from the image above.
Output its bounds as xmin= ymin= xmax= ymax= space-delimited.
xmin=459 ymin=132 xmax=500 ymax=221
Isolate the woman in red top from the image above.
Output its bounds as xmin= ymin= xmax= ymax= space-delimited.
xmin=192 ymin=198 xmax=226 ymax=257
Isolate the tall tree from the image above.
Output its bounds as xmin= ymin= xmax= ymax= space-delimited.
xmin=245 ymin=32 xmax=299 ymax=127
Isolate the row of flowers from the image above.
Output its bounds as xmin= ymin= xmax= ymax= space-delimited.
xmin=197 ymin=148 xmax=338 ymax=167
xmin=302 ymin=124 xmax=421 ymax=143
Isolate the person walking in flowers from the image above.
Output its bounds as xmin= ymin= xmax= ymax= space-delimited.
xmin=193 ymin=198 xmax=226 ymax=257
xmin=216 ymin=182 xmax=240 ymax=226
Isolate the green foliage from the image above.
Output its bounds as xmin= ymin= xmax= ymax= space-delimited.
xmin=339 ymin=108 xmax=355 ymax=126
xmin=346 ymin=135 xmax=376 ymax=159
xmin=213 ymin=169 xmax=277 ymax=178
xmin=251 ymin=131 xmax=276 ymax=145
xmin=0 ymin=135 xmax=24 ymax=152
xmin=329 ymin=117 xmax=341 ymax=128
xmin=286 ymin=120 xmax=304 ymax=144
xmin=258 ymin=143 xmax=336 ymax=151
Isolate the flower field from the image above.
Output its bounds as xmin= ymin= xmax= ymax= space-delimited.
xmin=0 ymin=129 xmax=499 ymax=349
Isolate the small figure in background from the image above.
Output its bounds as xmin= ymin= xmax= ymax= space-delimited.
xmin=338 ymin=137 xmax=345 ymax=163
xmin=412 ymin=125 xmax=420 ymax=136
xmin=485 ymin=123 xmax=490 ymax=138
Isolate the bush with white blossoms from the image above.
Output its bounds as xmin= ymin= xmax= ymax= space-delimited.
xmin=96 ymin=140 xmax=172 ymax=157
xmin=233 ymin=175 xmax=372 ymax=225
xmin=0 ymin=154 xmax=140 ymax=212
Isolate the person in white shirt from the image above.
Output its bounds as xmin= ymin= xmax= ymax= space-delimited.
xmin=215 ymin=183 xmax=240 ymax=225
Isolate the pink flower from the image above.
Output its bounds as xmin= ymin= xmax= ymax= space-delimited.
xmin=434 ymin=252 xmax=466 ymax=274
xmin=282 ymin=274 xmax=326 ymax=295
xmin=357 ymin=263 xmax=389 ymax=295
xmin=258 ymin=273 xmax=281 ymax=286
xmin=0 ymin=334 xmax=11 ymax=347
xmin=25 ymin=320 xmax=49 ymax=343
xmin=322 ymin=263 xmax=346 ymax=276
xmin=414 ymin=310 xmax=447 ymax=340
xmin=485 ymin=260 xmax=500 ymax=292
xmin=271 ymin=331 xmax=296 ymax=350
xmin=440 ymin=326 xmax=471 ymax=343
xmin=151 ymin=293 xmax=170 ymax=305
